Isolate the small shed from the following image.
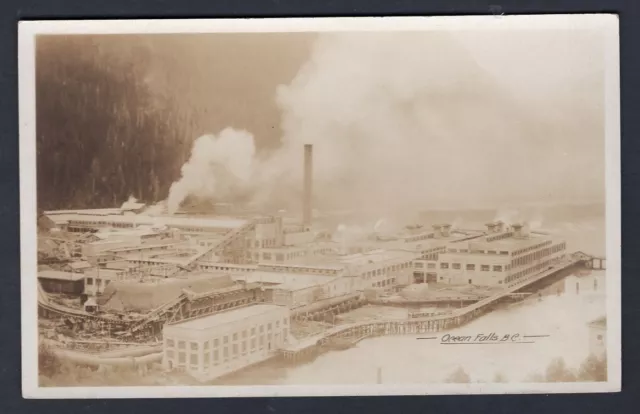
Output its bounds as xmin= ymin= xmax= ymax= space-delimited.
xmin=83 ymin=296 xmax=98 ymax=313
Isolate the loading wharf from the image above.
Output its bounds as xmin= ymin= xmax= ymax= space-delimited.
xmin=281 ymin=255 xmax=601 ymax=362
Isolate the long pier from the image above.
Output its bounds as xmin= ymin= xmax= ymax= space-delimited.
xmin=281 ymin=256 xmax=593 ymax=361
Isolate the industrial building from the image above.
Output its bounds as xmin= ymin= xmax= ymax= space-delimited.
xmin=162 ymin=304 xmax=290 ymax=381
xmin=38 ymin=270 xmax=85 ymax=295
xmin=426 ymin=221 xmax=567 ymax=286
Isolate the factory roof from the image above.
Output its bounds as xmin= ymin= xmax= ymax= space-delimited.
xmin=43 ymin=211 xmax=248 ymax=230
xmin=339 ymin=249 xmax=418 ymax=265
xmin=271 ymin=276 xmax=337 ymax=292
xmin=167 ymin=304 xmax=285 ymax=331
xmin=232 ymin=271 xmax=331 ymax=286
xmin=98 ymin=273 xmax=235 ymax=312
xmin=471 ymin=233 xmax=559 ymax=250
xmin=38 ymin=270 xmax=85 ymax=282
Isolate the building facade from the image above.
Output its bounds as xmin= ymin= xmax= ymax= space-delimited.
xmin=162 ymin=304 xmax=290 ymax=381
xmin=426 ymin=222 xmax=567 ymax=286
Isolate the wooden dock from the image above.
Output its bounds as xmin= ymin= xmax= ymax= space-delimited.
xmin=281 ymin=258 xmax=584 ymax=361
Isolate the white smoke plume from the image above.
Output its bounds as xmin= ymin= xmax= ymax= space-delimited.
xmin=166 ymin=31 xmax=604 ymax=216
xmin=167 ymin=128 xmax=256 ymax=214
xmin=121 ymin=195 xmax=139 ymax=210
xmin=256 ymin=31 xmax=604 ymax=213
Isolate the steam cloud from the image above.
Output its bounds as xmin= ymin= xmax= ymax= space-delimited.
xmin=166 ymin=32 xmax=604 ymax=215
xmin=167 ymin=128 xmax=256 ymax=214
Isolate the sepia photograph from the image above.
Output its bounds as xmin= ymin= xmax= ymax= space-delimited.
xmin=19 ymin=15 xmax=621 ymax=398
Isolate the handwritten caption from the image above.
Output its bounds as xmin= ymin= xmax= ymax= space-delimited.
xmin=417 ymin=332 xmax=548 ymax=344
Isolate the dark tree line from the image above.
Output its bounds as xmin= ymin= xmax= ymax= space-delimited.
xmin=36 ymin=36 xmax=192 ymax=209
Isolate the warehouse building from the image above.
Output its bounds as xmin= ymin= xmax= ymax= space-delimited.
xmin=38 ymin=270 xmax=85 ymax=295
xmin=162 ymin=304 xmax=290 ymax=381
xmin=433 ymin=222 xmax=567 ymax=286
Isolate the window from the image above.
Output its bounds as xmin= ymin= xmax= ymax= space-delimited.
xmin=223 ymin=335 xmax=229 ymax=344
xmin=268 ymin=323 xmax=272 ymax=331
xmin=251 ymin=327 xmax=256 ymax=336
xmin=178 ymin=353 xmax=186 ymax=364
xmin=259 ymin=325 xmax=264 ymax=333
xmin=251 ymin=338 xmax=257 ymax=350
xmin=190 ymin=342 xmax=198 ymax=351
xmin=452 ymin=263 xmax=461 ymax=270
xmin=178 ymin=341 xmax=185 ymax=350
xmin=213 ymin=350 xmax=219 ymax=364
xmin=166 ymin=339 xmax=175 ymax=348
xmin=283 ymin=317 xmax=288 ymax=326
xmin=242 ymin=341 xmax=247 ymax=353
xmin=259 ymin=336 xmax=265 ymax=347
xmin=481 ymin=265 xmax=490 ymax=272
xmin=427 ymin=263 xmax=436 ymax=269
xmin=223 ymin=347 xmax=229 ymax=360
xmin=466 ymin=264 xmax=475 ymax=271
xmin=166 ymin=350 xmax=174 ymax=359
xmin=597 ymin=335 xmax=603 ymax=340
xmin=415 ymin=262 xmax=424 ymax=268
xmin=440 ymin=263 xmax=449 ymax=269
xmin=232 ymin=344 xmax=238 ymax=356
xmin=493 ymin=265 xmax=502 ymax=272
xmin=190 ymin=354 xmax=198 ymax=365
xmin=86 ymin=278 xmax=93 ymax=285
xmin=233 ymin=333 xmax=238 ymax=341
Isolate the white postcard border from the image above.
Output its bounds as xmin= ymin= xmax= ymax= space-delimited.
xmin=19 ymin=14 xmax=621 ymax=398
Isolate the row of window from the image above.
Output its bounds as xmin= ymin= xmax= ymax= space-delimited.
xmin=485 ymin=232 xmax=513 ymax=242
xmin=360 ymin=262 xmax=411 ymax=280
xmin=447 ymin=248 xmax=510 ymax=255
xmin=261 ymin=266 xmax=340 ymax=276
xmin=511 ymin=243 xmax=566 ymax=268
xmin=505 ymin=258 xmax=556 ymax=283
xmin=252 ymin=238 xmax=277 ymax=249
xmin=439 ymin=263 xmax=508 ymax=272
xmin=403 ymin=233 xmax=435 ymax=242
xmin=513 ymin=240 xmax=554 ymax=257
xmin=372 ymin=277 xmax=396 ymax=288
xmin=85 ymin=277 xmax=112 ymax=287
xmin=166 ymin=319 xmax=289 ymax=352
xmin=166 ymin=329 xmax=285 ymax=368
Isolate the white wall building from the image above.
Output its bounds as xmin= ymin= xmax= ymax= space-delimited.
xmin=163 ymin=304 xmax=290 ymax=382
xmin=433 ymin=222 xmax=567 ymax=287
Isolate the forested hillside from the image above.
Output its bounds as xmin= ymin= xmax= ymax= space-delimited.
xmin=35 ymin=34 xmax=312 ymax=210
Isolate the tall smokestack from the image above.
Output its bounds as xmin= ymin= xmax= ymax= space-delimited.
xmin=303 ymin=144 xmax=313 ymax=227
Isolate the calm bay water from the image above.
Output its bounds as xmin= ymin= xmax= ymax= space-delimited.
xmin=218 ymin=214 xmax=607 ymax=385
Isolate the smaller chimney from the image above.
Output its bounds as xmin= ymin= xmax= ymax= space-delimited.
xmin=441 ymin=224 xmax=451 ymax=238
xmin=302 ymin=144 xmax=313 ymax=228
xmin=432 ymin=224 xmax=442 ymax=239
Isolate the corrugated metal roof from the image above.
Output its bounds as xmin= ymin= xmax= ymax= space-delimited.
xmin=167 ymin=304 xmax=285 ymax=331
xmin=38 ymin=270 xmax=84 ymax=282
